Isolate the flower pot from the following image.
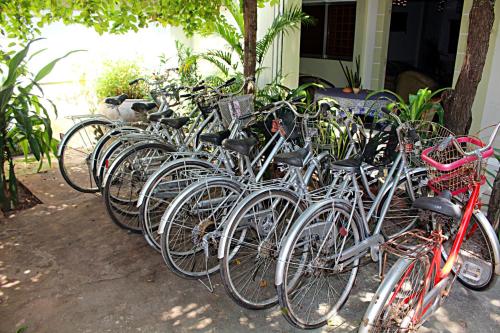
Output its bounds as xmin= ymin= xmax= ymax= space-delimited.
xmin=342 ymin=87 xmax=353 ymax=93
xmin=352 ymin=87 xmax=361 ymax=94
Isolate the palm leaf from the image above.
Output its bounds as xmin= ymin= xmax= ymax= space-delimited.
xmin=213 ymin=17 xmax=243 ymax=60
xmin=256 ymin=6 xmax=310 ymax=65
xmin=223 ymin=0 xmax=244 ymax=35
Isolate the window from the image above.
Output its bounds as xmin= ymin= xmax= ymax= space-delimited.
xmin=300 ymin=2 xmax=357 ymax=61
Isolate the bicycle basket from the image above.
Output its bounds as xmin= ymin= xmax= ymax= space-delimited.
xmin=218 ymin=94 xmax=254 ymax=128
xmin=398 ymin=121 xmax=455 ymax=168
xmin=421 ymin=135 xmax=493 ymax=195
xmin=197 ymin=94 xmax=220 ymax=118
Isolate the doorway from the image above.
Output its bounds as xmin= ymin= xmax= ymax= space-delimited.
xmin=385 ymin=0 xmax=464 ymax=94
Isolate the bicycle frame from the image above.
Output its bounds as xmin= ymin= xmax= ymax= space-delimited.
xmin=408 ymin=181 xmax=482 ymax=326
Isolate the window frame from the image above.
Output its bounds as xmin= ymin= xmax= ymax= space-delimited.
xmin=300 ymin=1 xmax=357 ymax=61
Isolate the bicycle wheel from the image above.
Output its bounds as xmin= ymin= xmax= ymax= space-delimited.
xmin=58 ymin=118 xmax=112 ymax=192
xmin=91 ymin=127 xmax=141 ymax=188
xmin=103 ymin=142 xmax=175 ymax=232
xmin=160 ymin=177 xmax=243 ymax=279
xmin=441 ymin=210 xmax=497 ymax=291
xmin=359 ymin=255 xmax=431 ymax=333
xmin=379 ymin=170 xmax=429 ymax=239
xmin=220 ymin=188 xmax=306 ymax=309
xmin=276 ymin=199 xmax=362 ymax=329
xmin=139 ymin=158 xmax=215 ymax=251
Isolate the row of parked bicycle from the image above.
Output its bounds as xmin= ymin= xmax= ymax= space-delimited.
xmin=57 ymin=70 xmax=499 ymax=331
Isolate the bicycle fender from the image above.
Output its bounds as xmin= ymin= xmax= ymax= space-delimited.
xmin=57 ymin=118 xmax=112 ymax=157
xmin=358 ymin=257 xmax=414 ymax=333
xmin=158 ymin=176 xmax=243 ymax=235
xmin=275 ymin=198 xmax=357 ymax=286
xmin=473 ymin=209 xmax=500 ymax=276
xmin=137 ymin=157 xmax=215 ymax=207
xmin=217 ymin=187 xmax=301 ymax=260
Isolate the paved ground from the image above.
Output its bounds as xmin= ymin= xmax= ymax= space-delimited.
xmin=1 ymin=166 xmax=499 ymax=333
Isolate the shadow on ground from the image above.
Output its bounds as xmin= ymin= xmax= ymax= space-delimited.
xmin=1 ymin=167 xmax=499 ymax=332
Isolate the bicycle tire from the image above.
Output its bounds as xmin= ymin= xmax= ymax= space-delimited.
xmin=220 ymin=188 xmax=306 ymax=309
xmin=276 ymin=199 xmax=362 ymax=329
xmin=103 ymin=141 xmax=175 ymax=232
xmin=139 ymin=158 xmax=215 ymax=251
xmin=359 ymin=255 xmax=430 ymax=333
xmin=58 ymin=118 xmax=112 ymax=193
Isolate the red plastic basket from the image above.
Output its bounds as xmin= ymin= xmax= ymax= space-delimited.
xmin=421 ymin=136 xmax=494 ymax=195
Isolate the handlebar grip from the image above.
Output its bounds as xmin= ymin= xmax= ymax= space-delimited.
xmin=381 ymin=106 xmax=392 ymax=115
xmin=289 ymin=96 xmax=304 ymax=103
xmin=192 ymin=85 xmax=205 ymax=92
xmin=408 ymin=128 xmax=419 ymax=142
xmin=129 ymin=78 xmax=143 ymax=85
xmin=258 ymin=103 xmax=275 ymax=112
xmin=224 ymin=77 xmax=236 ymax=86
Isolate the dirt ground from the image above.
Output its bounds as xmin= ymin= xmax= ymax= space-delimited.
xmin=1 ymin=165 xmax=499 ymax=333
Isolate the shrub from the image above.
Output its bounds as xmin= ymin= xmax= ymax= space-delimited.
xmin=95 ymin=60 xmax=149 ymax=100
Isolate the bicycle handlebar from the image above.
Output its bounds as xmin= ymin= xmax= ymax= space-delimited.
xmin=129 ymin=78 xmax=145 ymax=85
xmin=466 ymin=122 xmax=500 ymax=156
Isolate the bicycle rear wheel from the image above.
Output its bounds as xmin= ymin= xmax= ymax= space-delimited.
xmin=161 ymin=178 xmax=243 ymax=279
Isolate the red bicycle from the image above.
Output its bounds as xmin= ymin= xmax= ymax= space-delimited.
xmin=359 ymin=123 xmax=500 ymax=332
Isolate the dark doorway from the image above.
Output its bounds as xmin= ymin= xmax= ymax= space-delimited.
xmin=385 ymin=0 xmax=464 ymax=93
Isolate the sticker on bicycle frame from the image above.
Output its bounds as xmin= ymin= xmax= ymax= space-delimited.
xmin=271 ymin=119 xmax=286 ymax=137
xmin=229 ymin=101 xmax=242 ymax=118
xmin=460 ymin=261 xmax=482 ymax=282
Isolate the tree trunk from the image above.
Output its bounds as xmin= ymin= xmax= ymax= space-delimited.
xmin=243 ymin=0 xmax=257 ymax=94
xmin=488 ymin=170 xmax=500 ymax=231
xmin=442 ymin=0 xmax=495 ymax=135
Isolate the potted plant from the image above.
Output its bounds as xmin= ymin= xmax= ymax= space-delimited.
xmin=367 ymin=87 xmax=449 ymax=123
xmin=95 ymin=60 xmax=152 ymax=121
xmin=339 ymin=55 xmax=362 ymax=94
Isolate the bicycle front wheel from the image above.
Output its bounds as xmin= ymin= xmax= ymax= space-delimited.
xmin=103 ymin=142 xmax=175 ymax=232
xmin=220 ymin=188 xmax=305 ymax=309
xmin=276 ymin=200 xmax=362 ymax=329
xmin=58 ymin=118 xmax=112 ymax=192
xmin=359 ymin=255 xmax=430 ymax=333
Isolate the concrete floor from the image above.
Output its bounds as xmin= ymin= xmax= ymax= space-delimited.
xmin=0 ymin=167 xmax=499 ymax=333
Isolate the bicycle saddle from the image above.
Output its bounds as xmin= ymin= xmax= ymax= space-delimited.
xmin=412 ymin=190 xmax=462 ymax=220
xmin=131 ymin=102 xmax=157 ymax=113
xmin=104 ymin=94 xmax=128 ymax=105
xmin=222 ymin=137 xmax=258 ymax=156
xmin=330 ymin=158 xmax=362 ymax=173
xmin=160 ymin=117 xmax=190 ymax=129
xmin=274 ymin=148 xmax=308 ymax=168
xmin=147 ymin=109 xmax=174 ymax=122
xmin=199 ymin=130 xmax=231 ymax=146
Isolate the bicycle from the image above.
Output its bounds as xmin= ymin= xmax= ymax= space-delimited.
xmin=274 ymin=110 xmax=453 ymax=329
xmin=216 ymin=106 xmax=363 ymax=310
xmin=58 ymin=74 xmax=176 ymax=193
xmin=157 ymin=99 xmax=322 ymax=281
xmin=358 ymin=122 xmax=500 ymax=333
xmin=101 ymin=78 xmax=244 ymax=232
